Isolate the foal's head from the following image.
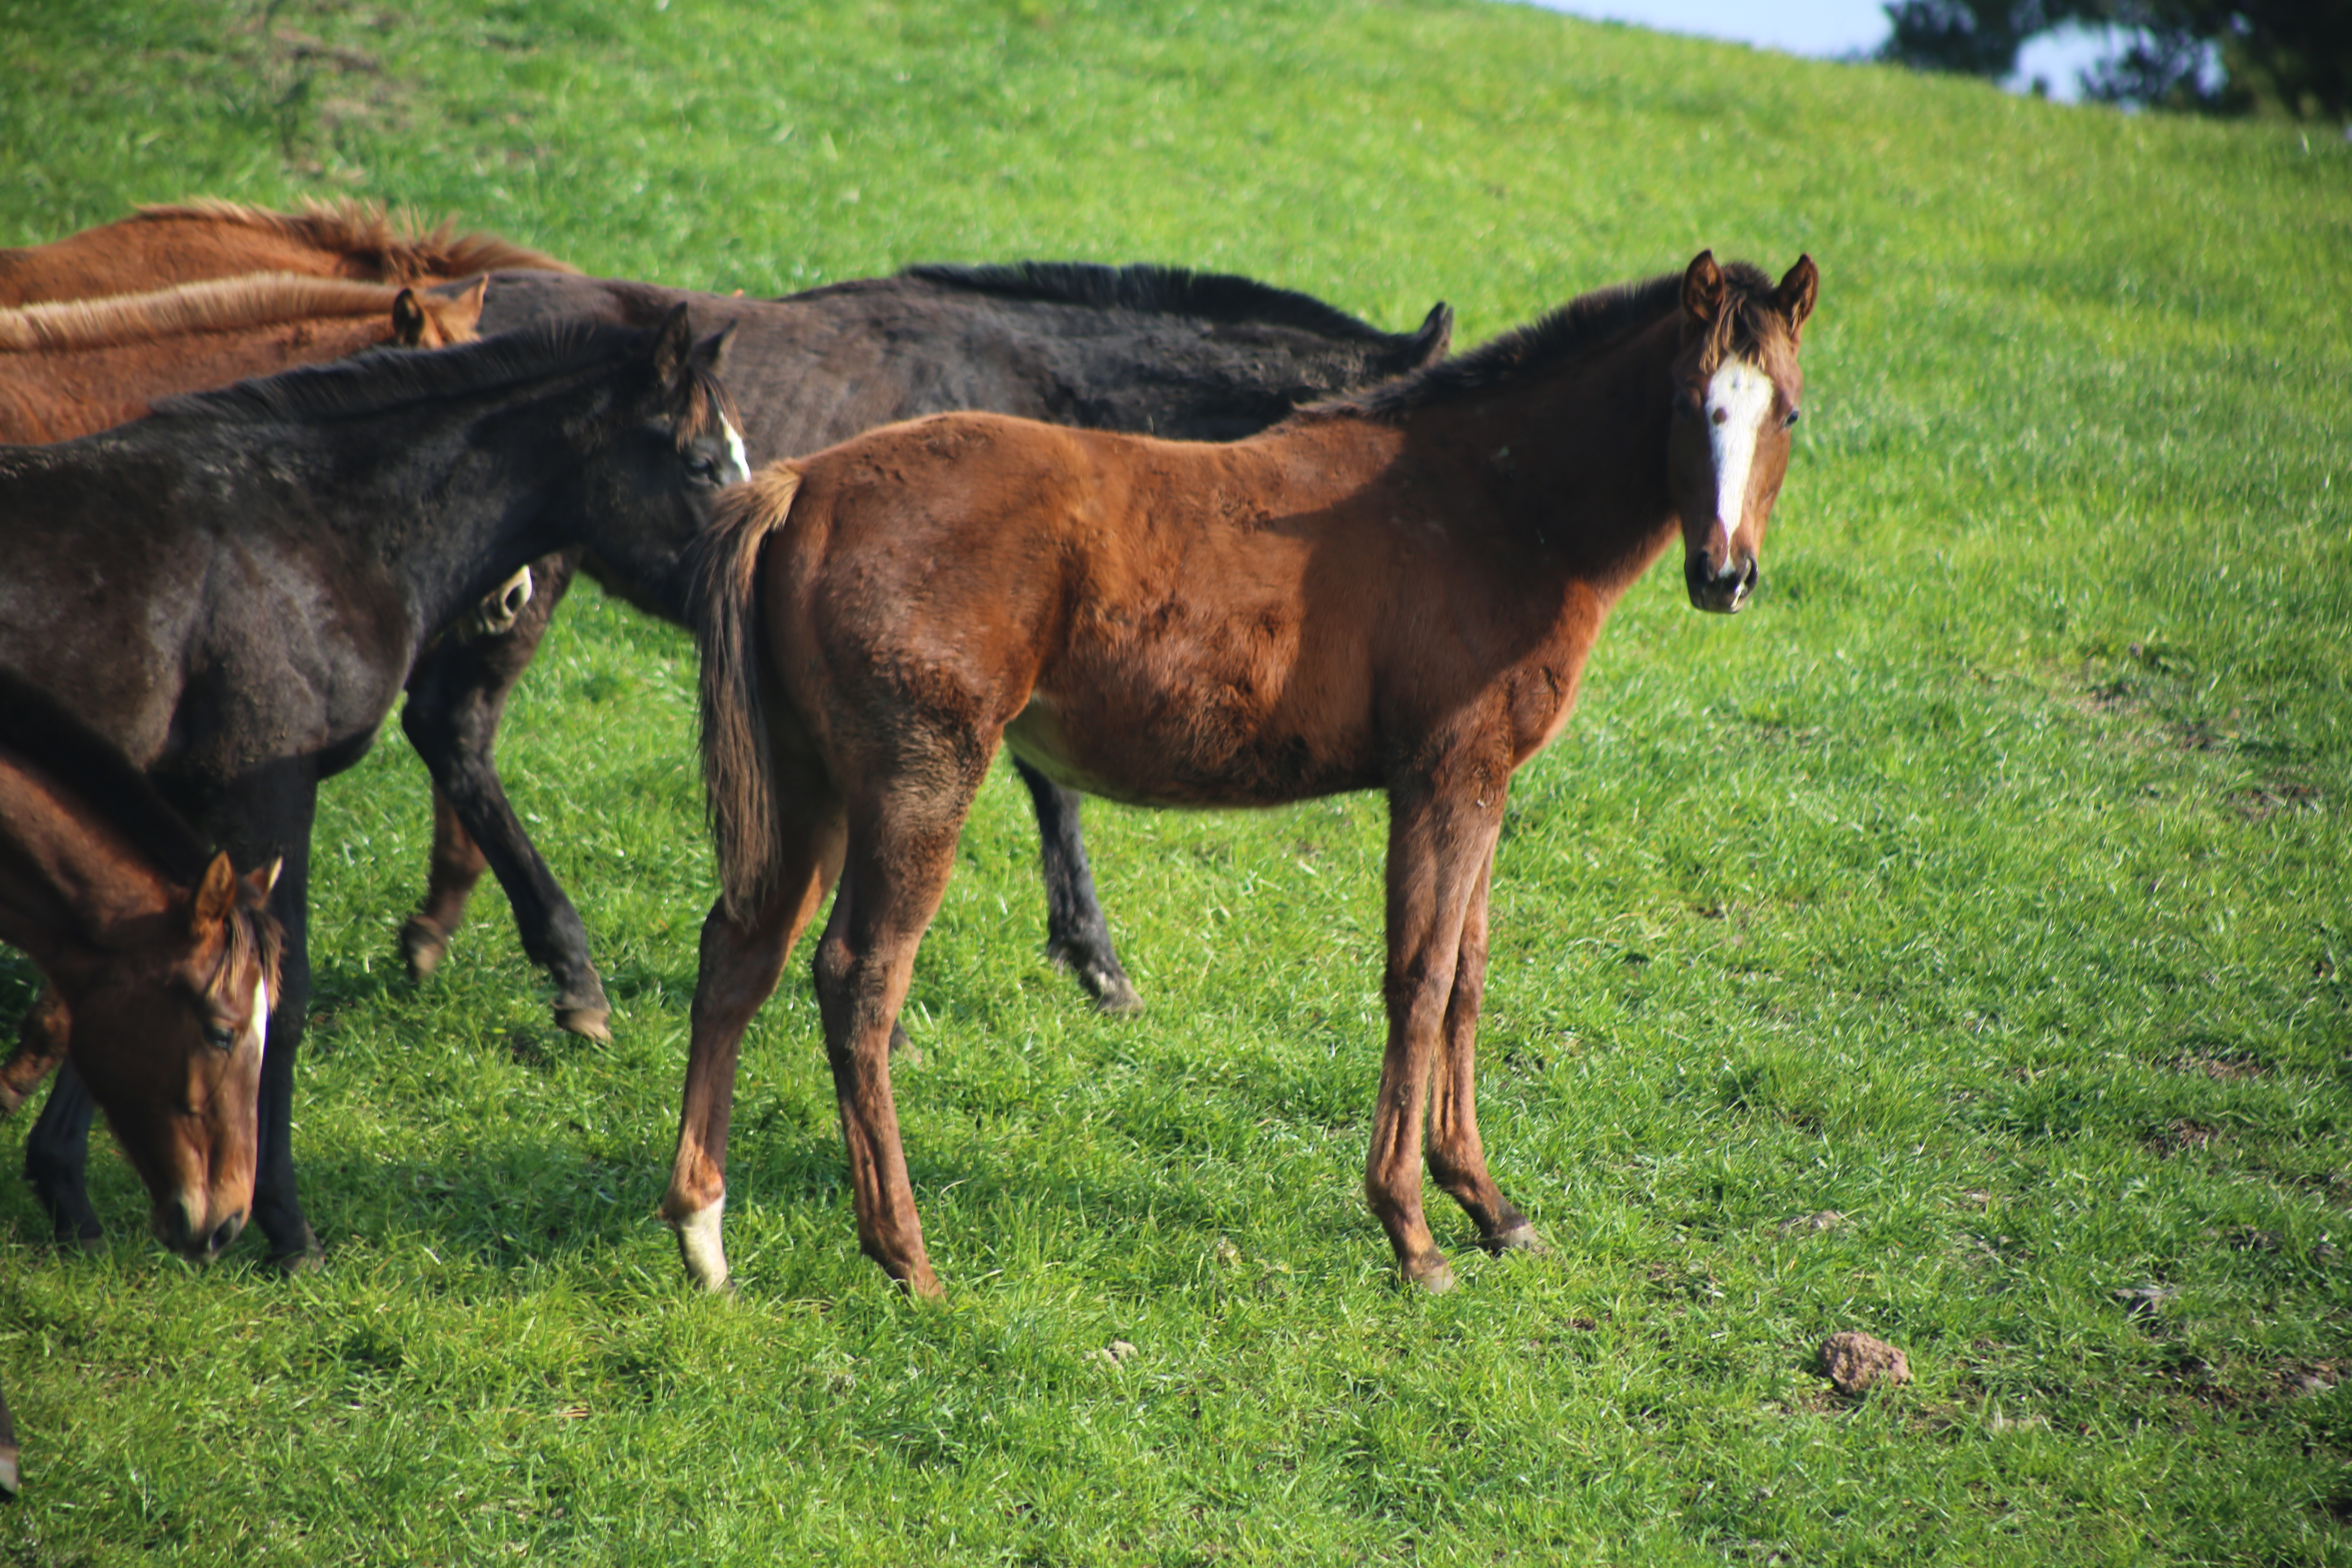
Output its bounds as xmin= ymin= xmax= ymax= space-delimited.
xmin=1666 ymin=252 xmax=1817 ymax=613
xmin=388 ymin=277 xmax=488 ymax=348
xmin=569 ymin=305 xmax=750 ymax=601
xmin=74 ymin=853 xmax=283 ymax=1263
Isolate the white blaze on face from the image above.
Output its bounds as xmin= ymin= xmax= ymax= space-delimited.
xmin=1706 ymin=358 xmax=1777 ymax=552
xmin=721 ymin=414 xmax=751 ymax=486
xmin=248 ymin=972 xmax=272 ymax=1058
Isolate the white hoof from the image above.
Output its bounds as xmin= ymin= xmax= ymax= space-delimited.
xmin=672 ymin=1199 xmax=729 ymax=1292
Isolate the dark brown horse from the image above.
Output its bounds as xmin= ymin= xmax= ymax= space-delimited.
xmin=0 ymin=274 xmax=484 ymax=1111
xmin=0 ymin=274 xmax=486 ymax=442
xmin=678 ymin=252 xmax=1817 ymax=1296
xmin=0 ymin=198 xmax=570 ymax=307
xmin=0 ymin=311 xmax=742 ymax=1267
xmin=0 ymin=670 xmax=283 ymax=1492
xmin=395 ymin=262 xmax=1451 ymax=1040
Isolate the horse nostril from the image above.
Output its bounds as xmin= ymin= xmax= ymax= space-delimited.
xmin=209 ymin=1213 xmax=245 ymax=1255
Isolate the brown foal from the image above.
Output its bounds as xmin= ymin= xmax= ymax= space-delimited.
xmin=0 ymin=274 xmax=486 ymax=443
xmin=0 ymin=196 xmax=570 ymax=308
xmin=677 ymin=251 xmax=1817 ymax=1296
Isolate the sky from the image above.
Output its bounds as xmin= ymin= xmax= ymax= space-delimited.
xmin=1519 ymin=0 xmax=2126 ymax=102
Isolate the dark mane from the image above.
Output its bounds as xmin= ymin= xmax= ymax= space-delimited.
xmin=0 ymin=668 xmax=214 ymax=888
xmin=903 ymin=261 xmax=1400 ymax=343
xmin=150 ymin=319 xmax=641 ymax=425
xmin=1315 ymin=262 xmax=1778 ymax=422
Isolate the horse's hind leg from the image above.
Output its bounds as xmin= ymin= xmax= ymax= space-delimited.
xmin=662 ymin=786 xmax=846 ymax=1292
xmin=1013 ymin=759 xmax=1141 ymax=1014
xmin=0 ymin=987 xmax=69 ymax=1116
xmin=1425 ymin=855 xmax=1543 ymax=1254
xmin=399 ymin=554 xmax=615 ymax=1041
xmin=399 ymin=788 xmax=486 ymax=982
xmin=812 ymin=765 xmax=987 ymax=1300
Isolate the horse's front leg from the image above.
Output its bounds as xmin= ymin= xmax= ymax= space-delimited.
xmin=243 ymin=775 xmax=321 ymax=1270
xmin=1366 ymin=782 xmax=1506 ymax=1292
xmin=1425 ymin=853 xmax=1543 ymax=1253
xmin=661 ymin=791 xmax=846 ymax=1292
xmin=398 ymin=553 xmax=615 ymax=1040
xmin=1011 ymin=759 xmax=1141 ymax=1014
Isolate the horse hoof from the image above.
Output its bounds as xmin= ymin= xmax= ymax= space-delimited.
xmin=1403 ymin=1254 xmax=1457 ymax=1294
xmin=553 ymin=1005 xmax=612 ymax=1044
xmin=399 ymin=920 xmax=448 ymax=984
xmin=1090 ymin=978 xmax=1144 ymax=1016
xmin=671 ymin=1201 xmax=729 ymax=1293
xmin=0 ymin=1444 xmax=19 ymax=1497
xmin=1488 ymin=1223 xmax=1550 ymax=1256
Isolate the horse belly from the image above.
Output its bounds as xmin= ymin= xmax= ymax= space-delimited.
xmin=1004 ymin=683 xmax=1372 ymax=810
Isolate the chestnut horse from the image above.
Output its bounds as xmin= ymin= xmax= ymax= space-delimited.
xmin=679 ymin=252 xmax=1817 ymax=1296
xmin=396 ymin=263 xmax=1450 ymax=1040
xmin=0 ymin=670 xmax=283 ymax=1492
xmin=0 ymin=274 xmax=486 ymax=442
xmin=0 ymin=197 xmax=571 ymax=307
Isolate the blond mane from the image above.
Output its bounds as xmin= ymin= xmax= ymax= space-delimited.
xmin=0 ymin=274 xmax=435 ymax=353
xmin=132 ymin=197 xmax=578 ymax=281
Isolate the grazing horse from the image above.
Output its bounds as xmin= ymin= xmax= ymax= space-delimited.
xmin=677 ymin=252 xmax=1817 ymax=1296
xmin=0 ymin=273 xmax=486 ymax=442
xmin=0 ymin=310 xmax=745 ymax=1265
xmin=0 ymin=670 xmax=283 ymax=1493
xmin=0 ymin=197 xmax=571 ymax=307
xmin=396 ymin=262 xmax=1451 ymax=1039
xmin=0 ymin=277 xmax=483 ymax=1105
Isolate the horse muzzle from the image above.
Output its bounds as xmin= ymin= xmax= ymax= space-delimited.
xmin=1686 ymin=551 xmax=1758 ymax=615
xmin=154 ymin=1200 xmax=246 ymax=1262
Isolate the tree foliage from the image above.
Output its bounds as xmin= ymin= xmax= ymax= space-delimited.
xmin=1878 ymin=0 xmax=2352 ymax=122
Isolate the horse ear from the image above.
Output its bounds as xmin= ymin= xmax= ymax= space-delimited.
xmin=690 ymin=320 xmax=739 ymax=377
xmin=1776 ymin=255 xmax=1819 ymax=341
xmin=239 ymin=856 xmax=283 ymax=908
xmin=192 ymin=853 xmax=238 ymax=933
xmin=450 ymin=276 xmax=490 ymax=332
xmin=1682 ymin=252 xmax=1724 ymax=325
xmin=390 ymin=289 xmax=428 ymax=347
xmin=1410 ymin=303 xmax=1453 ymax=366
xmin=651 ymin=303 xmax=695 ymax=387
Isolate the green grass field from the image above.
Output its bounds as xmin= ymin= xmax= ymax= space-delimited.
xmin=3 ymin=0 xmax=2350 ymax=1560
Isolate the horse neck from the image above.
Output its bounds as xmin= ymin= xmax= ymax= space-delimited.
xmin=1405 ymin=311 xmax=1682 ymax=604
xmin=279 ymin=372 xmax=624 ymax=639
xmin=0 ymin=759 xmax=176 ymax=980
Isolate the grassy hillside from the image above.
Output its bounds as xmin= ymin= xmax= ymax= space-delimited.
xmin=2 ymin=0 xmax=2349 ymax=1561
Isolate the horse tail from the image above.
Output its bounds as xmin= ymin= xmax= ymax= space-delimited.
xmin=689 ymin=463 xmax=803 ymax=923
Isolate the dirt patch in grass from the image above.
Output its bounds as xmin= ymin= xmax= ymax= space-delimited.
xmin=2149 ymin=1118 xmax=2227 ymax=1156
xmin=2232 ymin=780 xmax=2322 ymax=821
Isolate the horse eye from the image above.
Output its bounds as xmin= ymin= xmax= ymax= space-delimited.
xmin=201 ymin=1020 xmax=236 ymax=1052
xmin=1782 ymin=408 xmax=1801 ymax=430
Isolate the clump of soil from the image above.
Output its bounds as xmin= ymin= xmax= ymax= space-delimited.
xmin=1820 ymin=1331 xmax=1910 ymax=1395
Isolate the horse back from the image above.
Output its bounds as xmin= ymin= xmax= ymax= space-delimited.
xmin=0 ymin=312 xmax=394 ymax=444
xmin=764 ymin=413 xmax=1416 ymax=806
xmin=0 ymin=216 xmax=353 ymax=308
